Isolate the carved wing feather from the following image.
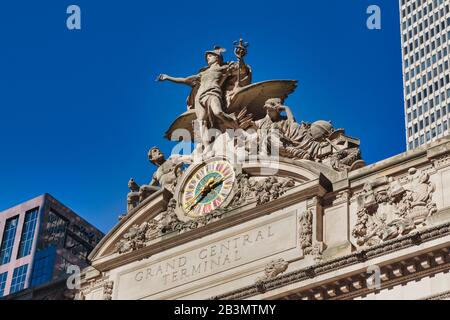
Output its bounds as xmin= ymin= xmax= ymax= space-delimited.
xmin=227 ymin=80 xmax=298 ymax=119
xmin=164 ymin=109 xmax=196 ymax=140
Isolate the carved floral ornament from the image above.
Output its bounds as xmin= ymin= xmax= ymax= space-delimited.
xmin=352 ymin=167 xmax=437 ymax=247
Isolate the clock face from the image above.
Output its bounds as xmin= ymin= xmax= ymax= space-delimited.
xmin=181 ymin=160 xmax=235 ymax=218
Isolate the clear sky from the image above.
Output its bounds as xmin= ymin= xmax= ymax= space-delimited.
xmin=0 ymin=0 xmax=405 ymax=233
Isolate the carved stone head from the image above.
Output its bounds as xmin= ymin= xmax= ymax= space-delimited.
xmin=264 ymin=98 xmax=282 ymax=110
xmin=263 ymin=98 xmax=284 ymax=120
xmin=148 ymin=147 xmax=165 ymax=166
xmin=205 ymin=46 xmax=225 ymax=66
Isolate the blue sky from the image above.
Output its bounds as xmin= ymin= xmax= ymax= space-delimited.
xmin=0 ymin=0 xmax=405 ymax=233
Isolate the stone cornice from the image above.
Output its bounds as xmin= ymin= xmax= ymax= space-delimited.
xmin=209 ymin=220 xmax=450 ymax=300
xmin=348 ymin=136 xmax=450 ymax=189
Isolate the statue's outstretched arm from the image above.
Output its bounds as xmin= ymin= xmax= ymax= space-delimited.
xmin=170 ymin=154 xmax=193 ymax=165
xmin=157 ymin=74 xmax=199 ymax=87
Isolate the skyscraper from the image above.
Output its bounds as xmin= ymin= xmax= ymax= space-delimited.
xmin=0 ymin=194 xmax=103 ymax=298
xmin=400 ymin=0 xmax=450 ymax=150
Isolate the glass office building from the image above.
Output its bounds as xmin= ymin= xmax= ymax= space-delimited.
xmin=0 ymin=194 xmax=103 ymax=298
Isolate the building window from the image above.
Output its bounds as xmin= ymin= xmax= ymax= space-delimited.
xmin=30 ymin=247 xmax=56 ymax=287
xmin=0 ymin=272 xmax=7 ymax=297
xmin=42 ymin=210 xmax=68 ymax=248
xmin=0 ymin=216 xmax=19 ymax=265
xmin=65 ymin=235 xmax=89 ymax=262
xmin=17 ymin=208 xmax=39 ymax=259
xmin=9 ymin=264 xmax=28 ymax=294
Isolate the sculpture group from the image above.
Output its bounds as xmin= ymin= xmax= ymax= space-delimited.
xmin=124 ymin=39 xmax=365 ymax=234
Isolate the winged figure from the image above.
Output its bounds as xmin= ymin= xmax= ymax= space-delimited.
xmin=157 ymin=42 xmax=297 ymax=143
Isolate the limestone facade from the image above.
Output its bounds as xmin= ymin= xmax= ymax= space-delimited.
xmin=78 ymin=137 xmax=450 ymax=300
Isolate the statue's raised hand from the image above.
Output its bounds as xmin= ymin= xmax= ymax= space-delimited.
xmin=156 ymin=74 xmax=168 ymax=81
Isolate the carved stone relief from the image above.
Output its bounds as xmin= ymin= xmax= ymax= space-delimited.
xmin=299 ymin=209 xmax=325 ymax=261
xmin=103 ymin=281 xmax=114 ymax=300
xmin=76 ymin=274 xmax=112 ymax=301
xmin=352 ymin=167 xmax=437 ymax=246
xmin=254 ymin=258 xmax=289 ymax=293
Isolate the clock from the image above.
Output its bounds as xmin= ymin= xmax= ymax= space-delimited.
xmin=176 ymin=158 xmax=238 ymax=220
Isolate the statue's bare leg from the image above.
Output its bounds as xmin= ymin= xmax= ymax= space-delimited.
xmin=209 ymin=97 xmax=239 ymax=129
xmin=194 ymin=103 xmax=210 ymax=153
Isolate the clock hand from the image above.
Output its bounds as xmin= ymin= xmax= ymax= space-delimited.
xmin=184 ymin=190 xmax=203 ymax=209
xmin=186 ymin=178 xmax=215 ymax=212
xmin=187 ymin=187 xmax=213 ymax=212
xmin=210 ymin=174 xmax=233 ymax=189
xmin=185 ymin=174 xmax=234 ymax=213
xmin=187 ymin=175 xmax=231 ymax=207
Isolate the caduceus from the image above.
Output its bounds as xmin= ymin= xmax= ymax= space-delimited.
xmin=233 ymin=38 xmax=249 ymax=87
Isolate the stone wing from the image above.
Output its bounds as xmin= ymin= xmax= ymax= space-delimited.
xmin=164 ymin=80 xmax=298 ymax=141
xmin=164 ymin=109 xmax=196 ymax=140
xmin=227 ymin=80 xmax=298 ymax=120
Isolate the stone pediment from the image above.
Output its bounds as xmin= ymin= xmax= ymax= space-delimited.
xmin=88 ymin=158 xmax=334 ymax=271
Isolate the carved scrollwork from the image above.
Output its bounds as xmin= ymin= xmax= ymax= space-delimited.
xmin=352 ymin=167 xmax=437 ymax=247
